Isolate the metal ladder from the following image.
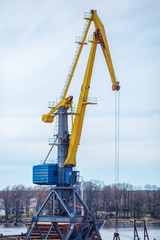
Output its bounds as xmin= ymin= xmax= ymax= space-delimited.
xmin=60 ymin=13 xmax=91 ymax=100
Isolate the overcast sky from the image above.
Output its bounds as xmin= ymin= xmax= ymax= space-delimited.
xmin=0 ymin=0 xmax=160 ymax=189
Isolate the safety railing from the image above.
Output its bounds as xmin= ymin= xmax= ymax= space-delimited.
xmin=48 ymin=101 xmax=57 ymax=108
xmin=48 ymin=137 xmax=58 ymax=145
xmin=83 ymin=97 xmax=97 ymax=104
xmin=83 ymin=12 xmax=91 ymax=19
xmin=87 ymin=97 xmax=97 ymax=103
xmin=40 ymin=159 xmax=58 ymax=164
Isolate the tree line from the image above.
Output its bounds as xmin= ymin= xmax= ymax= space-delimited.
xmin=83 ymin=181 xmax=160 ymax=219
xmin=0 ymin=182 xmax=160 ymax=223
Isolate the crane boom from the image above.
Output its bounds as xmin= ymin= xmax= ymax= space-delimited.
xmin=61 ymin=9 xmax=119 ymax=102
xmin=64 ymin=10 xmax=120 ymax=166
xmin=91 ymin=10 xmax=120 ymax=91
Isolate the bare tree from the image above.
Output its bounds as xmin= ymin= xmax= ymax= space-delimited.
xmin=155 ymin=188 xmax=160 ymax=217
xmin=145 ymin=184 xmax=152 ymax=214
xmin=0 ymin=182 xmax=159 ymax=221
xmin=83 ymin=180 xmax=103 ymax=214
xmin=1 ymin=186 xmax=12 ymax=221
xmin=23 ymin=187 xmax=34 ymax=217
xmin=11 ymin=185 xmax=25 ymax=222
xmin=113 ymin=184 xmax=122 ymax=218
xmin=120 ymin=183 xmax=133 ymax=218
xmin=133 ymin=190 xmax=146 ymax=218
xmin=33 ymin=186 xmax=49 ymax=211
xmin=102 ymin=185 xmax=115 ymax=212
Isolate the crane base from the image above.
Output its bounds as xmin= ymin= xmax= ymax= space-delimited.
xmin=25 ymin=187 xmax=105 ymax=239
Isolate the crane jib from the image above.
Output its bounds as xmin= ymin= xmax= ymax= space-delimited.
xmin=38 ymin=9 xmax=120 ymax=185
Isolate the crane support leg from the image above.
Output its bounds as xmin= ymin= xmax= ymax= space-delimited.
xmin=25 ymin=187 xmax=105 ymax=240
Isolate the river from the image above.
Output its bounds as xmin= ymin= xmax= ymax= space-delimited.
xmin=0 ymin=223 xmax=159 ymax=239
xmin=101 ymin=225 xmax=160 ymax=240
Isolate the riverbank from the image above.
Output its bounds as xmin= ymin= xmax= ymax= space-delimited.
xmin=1 ymin=216 xmax=159 ymax=226
xmin=0 ymin=235 xmax=25 ymax=240
xmin=105 ymin=216 xmax=160 ymax=225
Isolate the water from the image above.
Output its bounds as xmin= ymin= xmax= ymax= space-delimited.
xmin=0 ymin=224 xmax=27 ymax=236
xmin=100 ymin=225 xmax=160 ymax=240
xmin=0 ymin=223 xmax=159 ymax=239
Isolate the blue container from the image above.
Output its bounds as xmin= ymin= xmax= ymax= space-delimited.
xmin=33 ymin=164 xmax=58 ymax=185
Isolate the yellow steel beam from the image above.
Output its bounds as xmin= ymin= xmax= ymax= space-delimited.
xmin=42 ymin=96 xmax=73 ymax=123
xmin=64 ymin=33 xmax=98 ymax=166
xmin=91 ymin=10 xmax=120 ymax=91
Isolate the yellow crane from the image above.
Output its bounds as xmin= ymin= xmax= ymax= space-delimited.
xmin=30 ymin=10 xmax=120 ymax=239
xmin=42 ymin=9 xmax=120 ymax=166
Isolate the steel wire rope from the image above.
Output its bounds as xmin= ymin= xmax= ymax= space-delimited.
xmin=43 ymin=115 xmax=58 ymax=165
xmin=115 ymin=90 xmax=120 ymax=185
xmin=118 ymin=229 xmax=134 ymax=240
xmin=113 ymin=92 xmax=134 ymax=240
xmin=114 ymin=90 xmax=120 ymax=237
xmin=113 ymin=91 xmax=134 ymax=240
xmin=43 ymin=135 xmax=58 ymax=164
xmin=104 ymin=227 xmax=134 ymax=240
xmin=113 ymin=91 xmax=136 ymax=240
xmin=118 ymin=232 xmax=134 ymax=240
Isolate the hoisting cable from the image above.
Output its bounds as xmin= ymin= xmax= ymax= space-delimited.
xmin=114 ymin=89 xmax=120 ymax=240
xmin=106 ymin=228 xmax=134 ymax=240
xmin=115 ymin=90 xmax=120 ymax=185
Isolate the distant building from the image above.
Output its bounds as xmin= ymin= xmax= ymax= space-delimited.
xmin=30 ymin=202 xmax=37 ymax=213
